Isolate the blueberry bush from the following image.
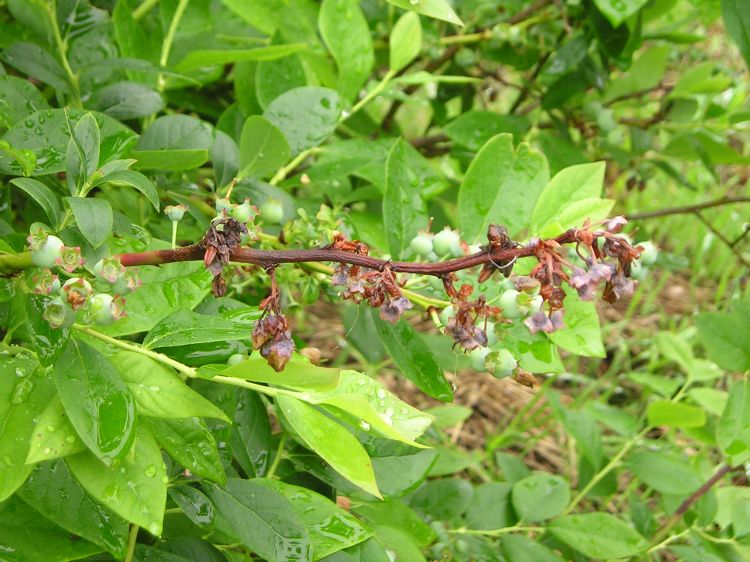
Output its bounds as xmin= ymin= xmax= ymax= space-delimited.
xmin=1 ymin=0 xmax=750 ymax=561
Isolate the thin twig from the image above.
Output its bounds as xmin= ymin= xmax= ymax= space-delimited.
xmin=625 ymin=196 xmax=750 ymax=220
xmin=694 ymin=212 xmax=750 ymax=268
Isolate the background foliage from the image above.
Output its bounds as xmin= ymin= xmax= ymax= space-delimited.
xmin=1 ymin=0 xmax=750 ymax=561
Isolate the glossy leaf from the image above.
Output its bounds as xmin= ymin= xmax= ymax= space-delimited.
xmin=26 ymin=395 xmax=86 ymax=463
xmin=0 ymin=353 xmax=54 ymax=501
xmin=10 ymin=177 xmax=62 ymax=228
xmin=458 ymin=133 xmax=549 ymax=242
xmin=130 ymin=114 xmax=213 ymax=171
xmin=549 ymin=513 xmax=648 ymax=559
xmin=218 ymin=357 xmax=341 ymax=391
xmin=383 ymin=139 xmax=430 ymax=259
xmin=65 ymin=197 xmax=113 ymax=247
xmin=54 ymin=339 xmax=136 ymax=464
xmin=371 ymin=308 xmax=453 ymax=401
xmin=1 ymin=42 xmax=70 ymax=92
xmin=0 ymin=496 xmax=101 ymax=562
xmin=113 ymin=351 xmax=229 ymax=421
xmin=175 ymin=44 xmax=306 ymax=71
xmin=512 ymin=473 xmax=570 ymax=522
xmin=66 ymin=425 xmax=167 ymax=536
xmin=255 ymin=478 xmax=372 ymax=558
xmin=277 ymin=394 xmax=381 ymax=497
xmin=444 ymin=111 xmax=530 ymax=151
xmin=372 ymin=448 xmax=437 ymax=498
xmin=264 ymin=87 xmax=342 ymax=155
xmin=385 ymin=0 xmax=462 ymax=26
xmin=19 ymin=460 xmax=130 ymax=558
xmin=66 ymin=112 xmax=100 ymax=194
xmin=238 ymin=115 xmax=291 ymax=180
xmin=147 ymin=417 xmax=226 ymax=483
xmin=232 ymin=389 xmax=273 ymax=478
xmin=168 ymin=486 xmax=216 ymax=531
xmin=0 ymin=109 xmax=137 ymax=176
xmin=204 ymin=478 xmax=312 ymax=562
xmin=24 ymin=294 xmax=69 ymax=365
xmin=529 ymin=162 xmax=606 ymax=235
xmin=319 ymin=0 xmax=374 ymax=101
xmin=144 ymin=309 xmax=254 ymax=349
xmin=390 ymin=11 xmax=422 ymax=73
xmin=93 ymin=169 xmax=160 ymax=211
xmin=548 ymin=289 xmax=606 ymax=358
xmin=0 ymin=74 xmax=49 ymax=128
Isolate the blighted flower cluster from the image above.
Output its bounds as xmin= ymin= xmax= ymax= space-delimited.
xmin=27 ymin=227 xmax=135 ymax=329
xmin=251 ymin=269 xmax=295 ymax=372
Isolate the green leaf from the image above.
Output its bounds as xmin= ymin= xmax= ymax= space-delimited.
xmin=370 ymin=308 xmax=453 ymax=402
xmin=130 ymin=114 xmax=213 ymax=171
xmin=19 ymin=460 xmax=129 ymax=558
xmin=371 ymin=449 xmax=437 ymax=498
xmin=221 ymin=0 xmax=280 ymax=35
xmin=385 ymin=0 xmax=463 ymax=26
xmin=130 ymin=148 xmax=209 ymax=171
xmin=458 ymin=133 xmax=549 ymax=242
xmin=99 ymin=267 xmax=211 ymax=336
xmin=501 ymin=535 xmax=565 ymax=562
xmin=66 ymin=112 xmax=101 ymax=194
xmin=264 ymin=87 xmax=342 ymax=155
xmin=65 ymin=196 xmax=113 ymax=248
xmin=256 ymin=54 xmax=307 ymax=110
xmin=24 ymin=293 xmax=69 ymax=365
xmin=319 ymin=0 xmax=374 ymax=101
xmin=54 ymin=339 xmax=136 ymax=464
xmin=537 ymin=198 xmax=615 ymax=238
xmin=218 ymin=357 xmax=341 ymax=391
xmin=237 ymin=115 xmax=291 ymax=180
xmin=444 ymin=111 xmax=530 ymax=151
xmin=389 ymin=11 xmax=422 ymax=73
xmin=502 ymin=323 xmax=564 ymax=374
xmin=549 ymin=513 xmax=648 ymax=558
xmin=647 ymin=400 xmax=706 ymax=428
xmin=147 ymin=417 xmax=226 ymax=483
xmin=0 ymin=75 xmax=49 ymax=128
xmin=383 ymin=139 xmax=429 ymax=259
xmin=175 ymin=44 xmax=306 ymax=71
xmin=113 ymin=351 xmax=229 ymax=421
xmin=548 ymin=289 xmax=606 ymax=358
xmin=625 ymin=451 xmax=703 ymax=495
xmin=355 ymin=499 xmax=435 ymax=547
xmin=530 ymin=162 xmax=606 ymax=235
xmin=717 ymin=380 xmax=750 ymax=459
xmin=144 ymin=309 xmax=254 ymax=349
xmin=1 ymin=42 xmax=70 ymax=92
xmin=211 ymin=130 xmax=239 ymax=188
xmin=255 ymin=479 xmax=372 ymax=558
xmin=0 ymin=354 xmax=54 ymax=501
xmin=307 ymin=369 xmax=433 ymax=447
xmin=696 ymin=302 xmax=750 ymax=372
xmin=722 ymin=0 xmax=750 ymax=71
xmin=0 ymin=496 xmax=102 ymax=562
xmin=232 ymin=389 xmax=273 ymax=478
xmin=277 ymin=394 xmax=380 ymax=498
xmin=94 ymin=169 xmax=160 ymax=211
xmin=464 ymin=482 xmax=513 ymax=530
xmin=0 ymin=109 xmax=137 ymax=176
xmin=10 ymin=177 xmax=62 ymax=228
xmin=204 ymin=478 xmax=312 ymax=562
xmin=603 ymin=46 xmax=670 ymax=103
xmin=168 ymin=485 xmax=216 ymax=530
xmin=66 ymin=425 xmax=167 ymax=536
xmin=26 ymin=395 xmax=86 ymax=463
xmin=593 ymin=0 xmax=649 ymax=27
xmin=410 ymin=479 xmax=473 ymax=520
xmin=512 ymin=473 xmax=570 ymax=522
xmin=90 ymin=82 xmax=165 ymax=120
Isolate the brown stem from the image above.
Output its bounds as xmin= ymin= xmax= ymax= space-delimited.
xmin=651 ymin=464 xmax=736 ymax=546
xmin=694 ymin=212 xmax=750 ymax=268
xmin=626 ymin=196 xmax=750 ymax=220
xmin=115 ymin=230 xmax=579 ymax=275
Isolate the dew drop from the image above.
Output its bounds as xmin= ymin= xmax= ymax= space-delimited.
xmin=144 ymin=464 xmax=157 ymax=477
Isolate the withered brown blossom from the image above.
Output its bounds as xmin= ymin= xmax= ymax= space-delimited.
xmin=251 ymin=268 xmax=295 ymax=372
xmin=201 ymin=216 xmax=248 ymax=297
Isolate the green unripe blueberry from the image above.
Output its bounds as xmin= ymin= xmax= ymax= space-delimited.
xmin=31 ymin=235 xmax=64 ymax=268
xmin=492 ymin=349 xmax=518 ymax=379
xmin=484 ymin=321 xmax=497 ymax=346
xmin=228 ymin=353 xmax=246 ymax=366
xmin=470 ymin=347 xmax=491 ymax=372
xmin=528 ymin=294 xmax=544 ymax=315
xmin=433 ymin=227 xmax=462 ymax=257
xmin=88 ymin=293 xmax=117 ymax=326
xmin=499 ymin=289 xmax=522 ymax=319
xmin=232 ymin=199 xmax=257 ymax=223
xmin=260 ymin=199 xmax=284 ymax=224
xmin=410 ymin=233 xmax=434 ymax=257
xmin=43 ymin=296 xmax=76 ymax=329
xmin=630 ymin=260 xmax=648 ymax=281
xmin=638 ymin=241 xmax=658 ymax=266
xmin=439 ymin=305 xmax=455 ymax=326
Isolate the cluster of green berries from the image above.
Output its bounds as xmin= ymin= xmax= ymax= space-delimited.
xmin=410 ymin=227 xmax=464 ymax=260
xmin=28 ymin=227 xmax=133 ymax=329
xmin=213 ymin=197 xmax=284 ymax=225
